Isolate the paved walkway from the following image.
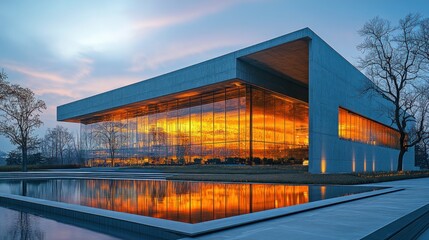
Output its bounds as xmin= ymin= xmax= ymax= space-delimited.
xmin=181 ymin=178 xmax=429 ymax=240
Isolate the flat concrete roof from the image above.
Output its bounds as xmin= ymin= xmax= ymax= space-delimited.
xmin=57 ymin=28 xmax=314 ymax=123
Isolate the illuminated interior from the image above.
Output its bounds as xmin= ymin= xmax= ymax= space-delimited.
xmin=81 ymin=84 xmax=308 ymax=165
xmin=338 ymin=107 xmax=400 ymax=149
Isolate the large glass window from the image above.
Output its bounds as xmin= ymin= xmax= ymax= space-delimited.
xmin=338 ymin=107 xmax=400 ymax=149
xmin=81 ymin=85 xmax=309 ymax=165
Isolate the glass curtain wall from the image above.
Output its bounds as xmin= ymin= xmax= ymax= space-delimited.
xmin=338 ymin=107 xmax=400 ymax=149
xmin=81 ymin=85 xmax=308 ymax=166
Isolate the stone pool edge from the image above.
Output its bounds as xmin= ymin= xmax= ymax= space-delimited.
xmin=0 ymin=187 xmax=402 ymax=239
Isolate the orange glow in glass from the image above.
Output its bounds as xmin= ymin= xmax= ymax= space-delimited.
xmin=338 ymin=107 xmax=400 ymax=149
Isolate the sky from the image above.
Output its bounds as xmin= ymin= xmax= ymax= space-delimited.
xmin=0 ymin=0 xmax=428 ymax=153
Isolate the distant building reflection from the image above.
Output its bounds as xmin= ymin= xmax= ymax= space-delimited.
xmin=2 ymin=180 xmax=376 ymax=224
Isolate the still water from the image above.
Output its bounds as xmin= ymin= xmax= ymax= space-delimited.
xmin=0 ymin=179 xmax=382 ymax=224
xmin=0 ymin=206 xmax=119 ymax=240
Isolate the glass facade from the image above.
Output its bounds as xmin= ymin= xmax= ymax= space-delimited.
xmin=81 ymin=84 xmax=308 ymax=165
xmin=338 ymin=107 xmax=400 ymax=149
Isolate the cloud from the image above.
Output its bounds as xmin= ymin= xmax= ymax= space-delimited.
xmin=132 ymin=0 xmax=243 ymax=31
xmin=2 ymin=57 xmax=94 ymax=85
xmin=129 ymin=37 xmax=250 ymax=72
xmin=31 ymin=74 xmax=141 ymax=101
xmin=36 ymin=88 xmax=75 ymax=99
xmin=73 ymin=58 xmax=93 ymax=80
xmin=1 ymin=57 xmax=97 ymax=100
xmin=0 ymin=0 xmax=265 ymax=152
xmin=72 ymin=75 xmax=143 ymax=97
xmin=3 ymin=63 xmax=70 ymax=84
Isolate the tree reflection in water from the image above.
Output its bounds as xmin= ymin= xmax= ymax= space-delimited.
xmin=0 ymin=206 xmax=121 ymax=240
xmin=5 ymin=179 xmax=310 ymax=223
xmin=0 ymin=179 xmax=380 ymax=224
xmin=5 ymin=211 xmax=43 ymax=240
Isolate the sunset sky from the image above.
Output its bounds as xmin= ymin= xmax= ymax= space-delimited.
xmin=0 ymin=0 xmax=428 ymax=152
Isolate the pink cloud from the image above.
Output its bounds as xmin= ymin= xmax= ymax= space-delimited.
xmin=1 ymin=58 xmax=96 ymax=102
xmin=129 ymin=37 xmax=251 ymax=72
xmin=133 ymin=0 xmax=244 ymax=30
xmin=73 ymin=75 xmax=142 ymax=96
xmin=3 ymin=57 xmax=93 ymax=85
xmin=35 ymin=88 xmax=76 ymax=98
xmin=3 ymin=63 xmax=70 ymax=84
xmin=31 ymin=74 xmax=142 ymax=102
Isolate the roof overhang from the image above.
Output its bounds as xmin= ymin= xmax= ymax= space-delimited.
xmin=57 ymin=28 xmax=314 ymax=123
xmin=240 ymin=39 xmax=309 ymax=86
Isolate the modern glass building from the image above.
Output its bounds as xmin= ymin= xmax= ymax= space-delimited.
xmin=58 ymin=28 xmax=415 ymax=173
xmin=80 ymin=84 xmax=308 ymax=165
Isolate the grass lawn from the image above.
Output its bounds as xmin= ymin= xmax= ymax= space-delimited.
xmin=1 ymin=164 xmax=427 ymax=185
xmin=126 ymin=165 xmax=429 ymax=185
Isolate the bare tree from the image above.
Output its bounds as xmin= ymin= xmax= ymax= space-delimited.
xmin=93 ymin=120 xmax=127 ymax=167
xmin=0 ymin=70 xmax=7 ymax=98
xmin=418 ymin=18 xmax=429 ymax=63
xmin=423 ymin=138 xmax=429 ymax=169
xmin=42 ymin=126 xmax=74 ymax=164
xmin=71 ymin=130 xmax=84 ymax=164
xmin=56 ymin=126 xmax=74 ymax=164
xmin=416 ymin=137 xmax=429 ymax=169
xmin=0 ymin=71 xmax=46 ymax=171
xmin=358 ymin=14 xmax=429 ymax=171
xmin=80 ymin=125 xmax=95 ymax=164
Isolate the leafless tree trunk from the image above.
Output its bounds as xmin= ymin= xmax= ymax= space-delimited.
xmin=418 ymin=18 xmax=429 ymax=64
xmin=422 ymin=138 xmax=429 ymax=169
xmin=81 ymin=126 xmax=95 ymax=165
xmin=72 ymin=130 xmax=83 ymax=164
xmin=42 ymin=126 xmax=74 ymax=164
xmin=358 ymin=14 xmax=429 ymax=171
xmin=0 ymin=70 xmax=46 ymax=171
xmin=93 ymin=120 xmax=127 ymax=167
xmin=56 ymin=126 xmax=73 ymax=164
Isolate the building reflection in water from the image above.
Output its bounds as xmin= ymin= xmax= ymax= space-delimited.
xmin=1 ymin=180 xmax=378 ymax=224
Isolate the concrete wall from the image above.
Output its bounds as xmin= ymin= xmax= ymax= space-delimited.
xmin=308 ymin=33 xmax=415 ymax=173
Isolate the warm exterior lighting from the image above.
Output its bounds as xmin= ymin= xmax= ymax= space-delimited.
xmin=363 ymin=158 xmax=367 ymax=172
xmin=321 ymin=158 xmax=326 ymax=173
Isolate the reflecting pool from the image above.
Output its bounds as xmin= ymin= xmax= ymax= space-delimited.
xmin=0 ymin=206 xmax=119 ymax=240
xmin=0 ymin=180 xmax=383 ymax=224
